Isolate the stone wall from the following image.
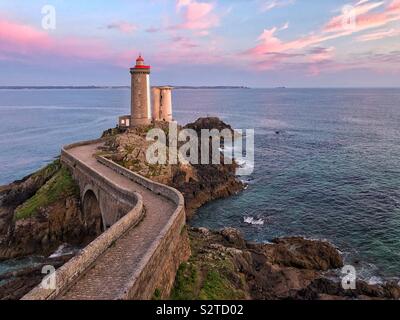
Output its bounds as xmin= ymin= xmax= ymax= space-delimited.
xmin=22 ymin=139 xmax=190 ymax=300
xmin=97 ymin=156 xmax=190 ymax=299
xmin=22 ymin=140 xmax=145 ymax=300
xmin=61 ymin=143 xmax=135 ymax=227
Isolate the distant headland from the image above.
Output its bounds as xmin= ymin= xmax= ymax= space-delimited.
xmin=0 ymin=85 xmax=250 ymax=90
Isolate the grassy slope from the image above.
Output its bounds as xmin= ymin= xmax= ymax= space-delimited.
xmin=14 ymin=165 xmax=79 ymax=221
xmin=170 ymin=233 xmax=247 ymax=300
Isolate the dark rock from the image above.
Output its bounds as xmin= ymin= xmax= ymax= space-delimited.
xmin=0 ymin=254 xmax=74 ymax=300
xmin=0 ymin=163 xmax=100 ymax=260
xmin=184 ymin=117 xmax=234 ymax=133
xmin=268 ymin=237 xmax=343 ymax=271
xmin=175 ymin=228 xmax=400 ymax=300
xmin=220 ymin=228 xmax=246 ymax=248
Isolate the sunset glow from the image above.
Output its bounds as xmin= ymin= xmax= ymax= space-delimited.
xmin=1 ymin=0 xmax=399 ymax=86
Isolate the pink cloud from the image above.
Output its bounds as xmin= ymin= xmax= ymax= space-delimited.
xmin=309 ymin=47 xmax=335 ymax=62
xmin=324 ymin=0 xmax=400 ymax=34
xmin=247 ymin=27 xmax=342 ymax=56
xmin=0 ymin=18 xmax=116 ymax=64
xmin=260 ymin=0 xmax=295 ymax=13
xmin=174 ymin=0 xmax=219 ymax=31
xmin=0 ymin=20 xmax=52 ymax=53
xmin=244 ymin=0 xmax=400 ymax=73
xmin=357 ymin=27 xmax=400 ymax=41
xmin=149 ymin=33 xmax=227 ymax=66
xmin=0 ymin=16 xmax=224 ymax=71
xmin=324 ymin=1 xmax=386 ymax=33
xmin=388 ymin=0 xmax=400 ymax=13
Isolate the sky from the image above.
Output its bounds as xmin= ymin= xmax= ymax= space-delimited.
xmin=0 ymin=0 xmax=400 ymax=87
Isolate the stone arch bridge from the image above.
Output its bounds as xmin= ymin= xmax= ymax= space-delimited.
xmin=22 ymin=139 xmax=190 ymax=300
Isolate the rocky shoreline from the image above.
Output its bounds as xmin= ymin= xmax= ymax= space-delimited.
xmin=0 ymin=117 xmax=399 ymax=300
xmin=0 ymin=160 xmax=101 ymax=261
xmin=0 ymin=253 xmax=75 ymax=300
xmin=171 ymin=228 xmax=400 ymax=300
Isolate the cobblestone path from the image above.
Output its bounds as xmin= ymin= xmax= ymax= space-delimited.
xmin=57 ymin=143 xmax=175 ymax=300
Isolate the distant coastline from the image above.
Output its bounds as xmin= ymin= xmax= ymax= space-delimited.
xmin=0 ymin=85 xmax=250 ymax=90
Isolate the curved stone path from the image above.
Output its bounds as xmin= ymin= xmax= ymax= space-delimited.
xmin=56 ymin=143 xmax=175 ymax=300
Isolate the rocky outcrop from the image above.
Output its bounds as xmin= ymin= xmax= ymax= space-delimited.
xmin=264 ymin=237 xmax=343 ymax=271
xmin=0 ymin=162 xmax=100 ymax=261
xmin=103 ymin=118 xmax=243 ymax=218
xmin=4 ymin=117 xmax=395 ymax=301
xmin=0 ymin=161 xmax=101 ymax=300
xmin=0 ymin=254 xmax=74 ymax=300
xmin=180 ymin=118 xmax=243 ymax=216
xmin=0 ymin=117 xmax=242 ymax=299
xmin=171 ymin=227 xmax=400 ymax=300
xmin=0 ymin=160 xmax=61 ymax=239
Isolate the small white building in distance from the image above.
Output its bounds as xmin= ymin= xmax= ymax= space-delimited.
xmin=119 ymin=55 xmax=173 ymax=128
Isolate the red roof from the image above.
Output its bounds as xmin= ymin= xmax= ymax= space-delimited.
xmin=131 ymin=54 xmax=150 ymax=69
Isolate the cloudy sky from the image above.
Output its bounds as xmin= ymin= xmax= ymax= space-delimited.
xmin=1 ymin=0 xmax=400 ymax=87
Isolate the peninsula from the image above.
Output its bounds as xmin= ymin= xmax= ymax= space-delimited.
xmin=1 ymin=56 xmax=399 ymax=300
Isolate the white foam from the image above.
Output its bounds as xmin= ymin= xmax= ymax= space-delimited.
xmin=368 ymin=276 xmax=383 ymax=285
xmin=48 ymin=243 xmax=77 ymax=258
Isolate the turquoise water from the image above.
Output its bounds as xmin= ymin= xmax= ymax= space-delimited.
xmin=1 ymin=88 xmax=400 ymax=280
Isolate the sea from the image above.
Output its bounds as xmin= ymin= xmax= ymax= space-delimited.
xmin=1 ymin=88 xmax=400 ymax=282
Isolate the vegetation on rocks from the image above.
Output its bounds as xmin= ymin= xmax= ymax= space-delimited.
xmin=170 ymin=227 xmax=400 ymax=300
xmin=171 ymin=229 xmax=248 ymax=300
xmin=2 ymin=117 xmax=400 ymax=300
xmin=172 ymin=262 xmax=244 ymax=301
xmin=0 ymin=160 xmax=101 ymax=262
xmin=14 ymin=166 xmax=79 ymax=220
xmin=101 ymin=118 xmax=244 ymax=217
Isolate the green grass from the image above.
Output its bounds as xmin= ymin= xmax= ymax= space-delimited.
xmin=14 ymin=167 xmax=79 ymax=221
xmin=198 ymin=270 xmax=245 ymax=300
xmin=152 ymin=288 xmax=162 ymax=300
xmin=171 ymin=260 xmax=245 ymax=300
xmin=31 ymin=159 xmax=61 ymax=180
xmin=170 ymin=262 xmax=199 ymax=300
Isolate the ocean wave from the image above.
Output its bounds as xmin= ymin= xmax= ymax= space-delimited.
xmin=367 ymin=276 xmax=384 ymax=285
xmin=218 ymin=145 xmax=254 ymax=176
xmin=49 ymin=243 xmax=79 ymax=258
xmin=235 ymin=158 xmax=254 ymax=176
xmin=239 ymin=176 xmax=255 ymax=187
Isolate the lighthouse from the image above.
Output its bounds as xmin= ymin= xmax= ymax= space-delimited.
xmin=118 ymin=55 xmax=174 ymax=128
xmin=130 ymin=55 xmax=151 ymax=126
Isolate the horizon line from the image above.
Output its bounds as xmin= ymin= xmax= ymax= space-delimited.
xmin=1 ymin=85 xmax=400 ymax=90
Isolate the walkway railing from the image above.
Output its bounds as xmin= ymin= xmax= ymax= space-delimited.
xmin=22 ymin=138 xmax=187 ymax=300
xmin=22 ymin=139 xmax=144 ymax=300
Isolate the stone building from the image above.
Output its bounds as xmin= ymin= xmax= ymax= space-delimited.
xmin=152 ymin=86 xmax=173 ymax=122
xmin=119 ymin=55 xmax=173 ymax=128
